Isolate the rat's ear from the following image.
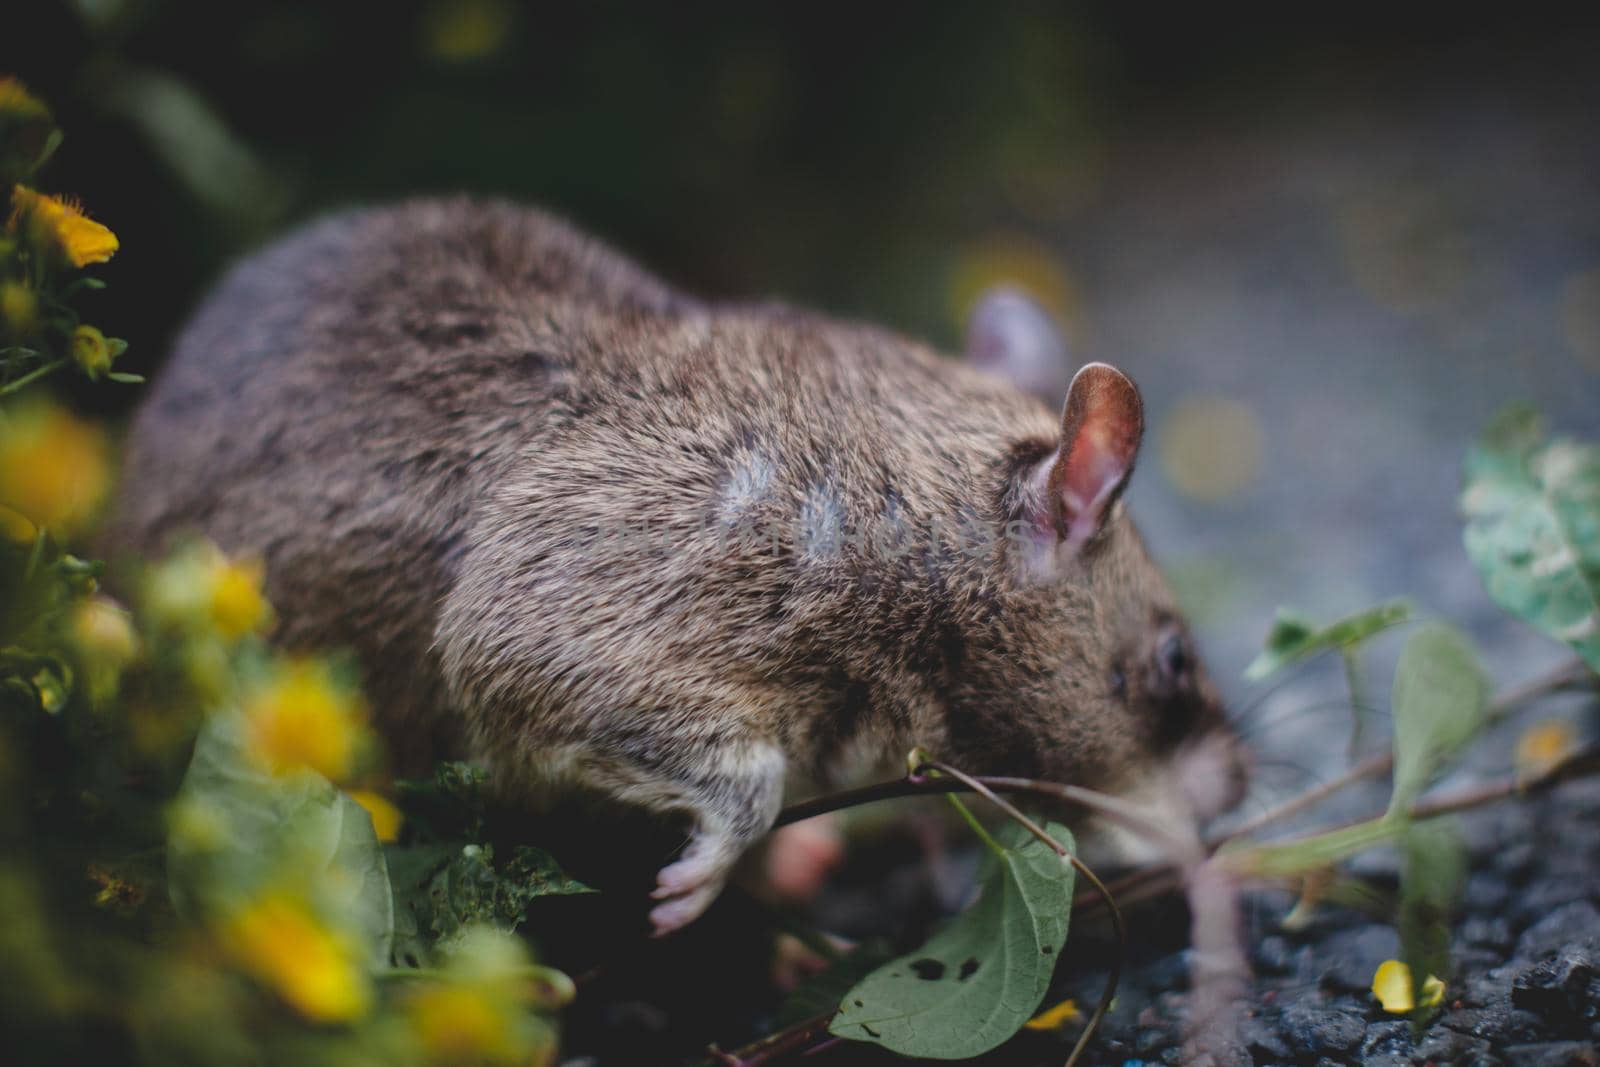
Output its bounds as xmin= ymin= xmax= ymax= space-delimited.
xmin=1031 ymin=362 xmax=1144 ymax=552
xmin=964 ymin=285 xmax=1072 ymax=401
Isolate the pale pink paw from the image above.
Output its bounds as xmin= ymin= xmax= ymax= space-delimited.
xmin=648 ymin=851 xmax=725 ymax=936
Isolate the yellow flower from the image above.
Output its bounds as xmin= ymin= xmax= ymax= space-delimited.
xmin=209 ymin=554 xmax=271 ymax=640
xmin=72 ymin=594 xmax=139 ymax=704
xmin=73 ymin=594 xmax=138 ymax=663
xmin=1515 ymin=719 xmax=1576 ymax=780
xmin=1372 ymin=959 xmax=1445 ymax=1013
xmin=409 ymin=984 xmax=528 ymax=1065
xmin=0 ymin=402 xmax=110 ymax=534
xmin=70 ymin=324 xmax=112 ymax=379
xmin=9 ymin=186 xmax=119 ymax=268
xmin=1023 ymin=997 xmax=1081 ymax=1030
xmin=218 ymin=891 xmax=371 ymax=1023
xmin=348 ymin=789 xmax=403 ymax=843
xmin=1 ymin=280 xmax=38 ymax=338
xmin=405 ymin=928 xmax=560 ymax=1066
xmin=146 ymin=541 xmax=274 ymax=642
xmin=0 ymin=78 xmax=50 ymax=121
xmin=243 ymin=659 xmax=369 ymax=782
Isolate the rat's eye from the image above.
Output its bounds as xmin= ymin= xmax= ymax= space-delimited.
xmin=1109 ymin=663 xmax=1128 ymax=700
xmin=1154 ymin=626 xmax=1193 ymax=693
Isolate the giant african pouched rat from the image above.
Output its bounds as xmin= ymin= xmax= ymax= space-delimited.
xmin=114 ymin=198 xmax=1248 ymax=934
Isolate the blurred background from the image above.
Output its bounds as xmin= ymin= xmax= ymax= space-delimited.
xmin=5 ymin=0 xmax=1599 ymax=738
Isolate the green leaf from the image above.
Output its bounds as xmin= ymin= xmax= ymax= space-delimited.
xmin=1388 ymin=623 xmax=1490 ymax=816
xmin=387 ymin=840 xmax=593 ymax=967
xmin=1462 ymin=406 xmax=1600 ymax=671
xmin=776 ymin=940 xmax=896 ymax=1028
xmin=1397 ymin=819 xmax=1464 ymax=1027
xmin=829 ymin=820 xmax=1074 ymax=1059
xmin=1244 ymin=600 xmax=1412 ymax=682
xmin=168 ymin=710 xmax=394 ymax=965
xmin=107 ymin=371 xmax=144 ymax=384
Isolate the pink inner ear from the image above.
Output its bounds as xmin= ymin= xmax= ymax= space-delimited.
xmin=1045 ymin=363 xmax=1143 ymax=550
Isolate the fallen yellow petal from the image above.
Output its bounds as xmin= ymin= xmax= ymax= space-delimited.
xmin=1023 ymin=997 xmax=1081 ymax=1030
xmin=1373 ymin=959 xmax=1446 ymax=1014
xmin=1515 ymin=719 xmax=1576 ymax=779
xmin=1373 ymin=959 xmax=1414 ymax=1012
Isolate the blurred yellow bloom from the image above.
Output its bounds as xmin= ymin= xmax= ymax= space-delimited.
xmin=0 ymin=77 xmax=50 ymax=120
xmin=409 ymin=984 xmax=528 ymax=1065
xmin=1023 ymin=996 xmax=1081 ymax=1030
xmin=0 ymin=402 xmax=110 ymax=534
xmin=70 ymin=324 xmax=111 ymax=379
xmin=406 ymin=927 xmax=559 ymax=1066
xmin=1 ymin=280 xmax=38 ymax=338
xmin=146 ymin=541 xmax=274 ymax=642
xmin=244 ymin=659 xmax=369 ymax=782
xmin=73 ymin=594 xmax=138 ymax=664
xmin=72 ymin=594 xmax=139 ymax=704
xmin=9 ymin=185 xmax=119 ymax=268
xmin=1515 ymin=719 xmax=1577 ymax=780
xmin=348 ymin=789 xmax=402 ymax=843
xmin=1372 ymin=959 xmax=1444 ymax=1013
xmin=209 ymin=555 xmax=271 ymax=640
xmin=219 ymin=891 xmax=370 ymax=1023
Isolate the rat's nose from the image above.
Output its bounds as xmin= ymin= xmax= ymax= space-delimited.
xmin=1176 ymin=730 xmax=1253 ymax=824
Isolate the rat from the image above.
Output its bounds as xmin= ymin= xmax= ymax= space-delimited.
xmin=113 ymin=198 xmax=1249 ymax=935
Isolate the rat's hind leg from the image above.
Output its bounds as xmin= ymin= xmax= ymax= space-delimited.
xmin=564 ymin=733 xmax=787 ymax=936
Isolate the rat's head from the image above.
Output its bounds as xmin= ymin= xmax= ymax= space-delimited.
xmin=943 ymin=289 xmax=1250 ymax=832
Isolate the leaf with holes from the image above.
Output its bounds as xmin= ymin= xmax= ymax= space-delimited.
xmin=829 ymin=820 xmax=1075 ymax=1060
xmin=1462 ymin=406 xmax=1600 ymax=671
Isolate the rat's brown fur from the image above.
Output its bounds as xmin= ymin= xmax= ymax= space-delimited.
xmin=113 ymin=198 xmax=1243 ymax=931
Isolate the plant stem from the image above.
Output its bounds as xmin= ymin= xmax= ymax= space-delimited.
xmin=1214 ymin=658 xmax=1595 ymax=847
xmin=703 ymin=1013 xmax=834 ymax=1066
xmin=944 ymin=792 xmax=1006 ymax=858
xmin=0 ymin=358 xmax=65 ymax=396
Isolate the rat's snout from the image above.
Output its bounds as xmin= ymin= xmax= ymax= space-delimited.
xmin=1173 ymin=728 xmax=1253 ymax=825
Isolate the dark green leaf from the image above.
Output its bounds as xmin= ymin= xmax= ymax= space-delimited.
xmin=829 ymin=820 xmax=1075 ymax=1059
xmin=386 ymin=840 xmax=593 ymax=967
xmin=1243 ymin=600 xmax=1412 ymax=682
xmin=776 ymin=940 xmax=895 ymax=1028
xmin=1388 ymin=623 xmax=1490 ymax=816
xmin=1462 ymin=406 xmax=1600 ymax=670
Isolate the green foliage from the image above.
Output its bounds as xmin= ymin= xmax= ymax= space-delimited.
xmin=1387 ymin=623 xmax=1490 ymax=816
xmin=1462 ymin=405 xmax=1600 ymax=671
xmin=169 ymin=708 xmax=394 ymax=964
xmin=1243 ymin=599 xmax=1412 ymax=682
xmin=829 ymin=819 xmax=1075 ymax=1060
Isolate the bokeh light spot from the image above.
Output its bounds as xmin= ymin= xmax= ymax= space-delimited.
xmin=1159 ymin=395 xmax=1264 ymax=503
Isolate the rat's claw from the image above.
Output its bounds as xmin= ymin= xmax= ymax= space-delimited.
xmin=649 ymin=883 xmax=720 ymax=936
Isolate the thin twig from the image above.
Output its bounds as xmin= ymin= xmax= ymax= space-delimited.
xmin=0 ymin=358 xmax=65 ymax=397
xmin=705 ymin=1014 xmax=834 ymax=1066
xmin=1214 ymin=658 xmax=1594 ymax=847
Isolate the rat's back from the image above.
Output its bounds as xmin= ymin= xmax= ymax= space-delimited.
xmin=114 ymin=199 xmax=700 ymax=760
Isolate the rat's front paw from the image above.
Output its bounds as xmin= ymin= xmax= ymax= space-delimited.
xmin=648 ymin=851 xmax=727 ymax=936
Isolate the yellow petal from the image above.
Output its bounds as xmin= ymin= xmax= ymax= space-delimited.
xmin=1516 ymin=719 xmax=1576 ymax=779
xmin=220 ymin=892 xmax=370 ymax=1023
xmin=1419 ymin=974 xmax=1446 ymax=1009
xmin=1372 ymin=959 xmax=1415 ymax=1013
xmin=1023 ymin=997 xmax=1081 ymax=1030
xmin=348 ymin=790 xmax=403 ymax=843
